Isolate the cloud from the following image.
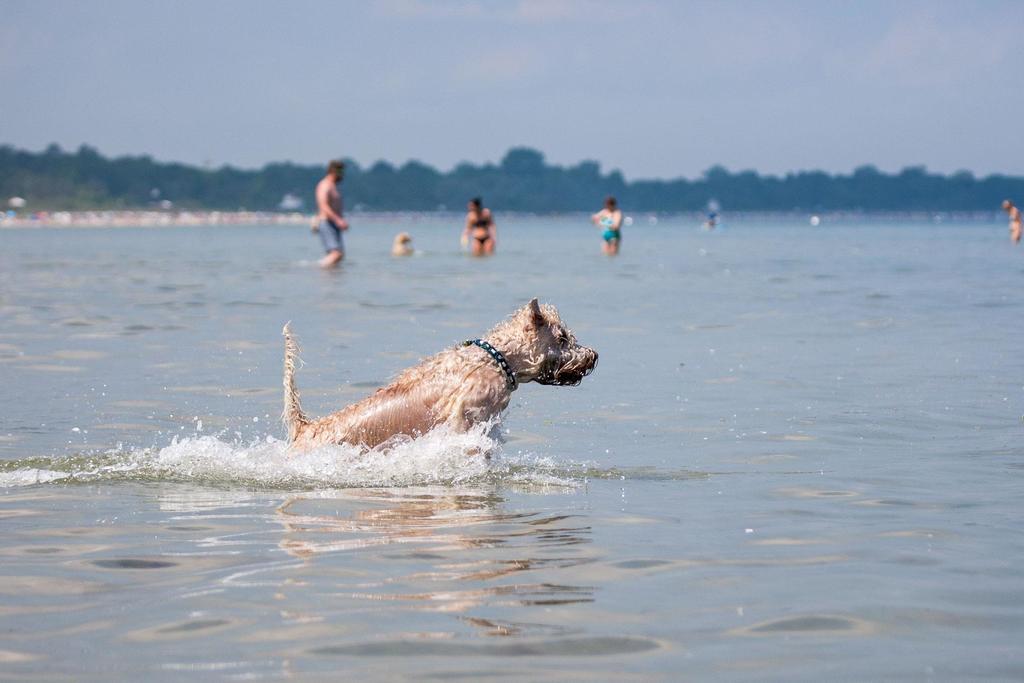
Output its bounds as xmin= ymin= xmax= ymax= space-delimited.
xmin=453 ymin=47 xmax=541 ymax=83
xmin=373 ymin=0 xmax=652 ymax=24
xmin=372 ymin=0 xmax=485 ymax=20
xmin=860 ymin=6 xmax=1018 ymax=87
xmin=510 ymin=0 xmax=576 ymax=23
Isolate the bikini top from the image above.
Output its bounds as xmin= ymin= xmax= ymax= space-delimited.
xmin=472 ymin=211 xmax=491 ymax=229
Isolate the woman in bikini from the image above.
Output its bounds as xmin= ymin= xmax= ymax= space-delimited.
xmin=463 ymin=197 xmax=497 ymax=256
xmin=591 ymin=196 xmax=623 ymax=256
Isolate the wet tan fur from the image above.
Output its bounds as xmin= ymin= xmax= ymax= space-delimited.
xmin=282 ymin=299 xmax=597 ymax=450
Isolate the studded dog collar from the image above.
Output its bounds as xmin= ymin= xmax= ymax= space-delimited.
xmin=462 ymin=339 xmax=518 ymax=391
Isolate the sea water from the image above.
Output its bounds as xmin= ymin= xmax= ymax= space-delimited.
xmin=1 ymin=215 xmax=1022 ymax=680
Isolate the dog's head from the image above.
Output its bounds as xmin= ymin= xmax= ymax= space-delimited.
xmin=491 ymin=299 xmax=598 ymax=386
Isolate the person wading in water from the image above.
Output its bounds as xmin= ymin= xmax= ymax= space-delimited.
xmin=462 ymin=197 xmax=497 ymax=256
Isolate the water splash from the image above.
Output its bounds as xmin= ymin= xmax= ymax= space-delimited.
xmin=0 ymin=423 xmax=707 ymax=490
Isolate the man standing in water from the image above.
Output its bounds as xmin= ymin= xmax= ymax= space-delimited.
xmin=313 ymin=160 xmax=348 ymax=267
xmin=1003 ymin=199 xmax=1022 ymax=245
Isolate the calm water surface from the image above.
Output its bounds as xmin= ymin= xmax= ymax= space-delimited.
xmin=1 ymin=216 xmax=1022 ymax=680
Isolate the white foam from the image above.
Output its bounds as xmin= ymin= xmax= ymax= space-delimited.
xmin=153 ymin=424 xmax=498 ymax=488
xmin=0 ymin=469 xmax=70 ymax=487
xmin=0 ymin=422 xmax=583 ymax=490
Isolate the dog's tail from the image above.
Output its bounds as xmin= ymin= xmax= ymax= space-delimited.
xmin=282 ymin=322 xmax=310 ymax=442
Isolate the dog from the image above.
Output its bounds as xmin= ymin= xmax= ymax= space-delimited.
xmin=391 ymin=232 xmax=414 ymax=256
xmin=282 ymin=298 xmax=597 ymax=450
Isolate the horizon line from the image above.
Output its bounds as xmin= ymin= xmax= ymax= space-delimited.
xmin=3 ymin=141 xmax=1018 ymax=184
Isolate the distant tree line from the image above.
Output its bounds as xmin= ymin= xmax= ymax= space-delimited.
xmin=1 ymin=143 xmax=1021 ymax=213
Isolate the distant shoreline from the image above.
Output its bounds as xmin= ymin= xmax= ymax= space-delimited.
xmin=0 ymin=209 xmax=1005 ymax=229
xmin=0 ymin=210 xmax=312 ymax=229
xmin=5 ymin=145 xmax=1022 ymax=215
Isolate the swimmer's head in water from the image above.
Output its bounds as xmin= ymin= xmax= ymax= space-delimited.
xmin=605 ymin=196 xmax=617 ymax=210
xmin=327 ymin=160 xmax=345 ymax=181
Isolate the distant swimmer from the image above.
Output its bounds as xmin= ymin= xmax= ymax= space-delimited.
xmin=1003 ymin=199 xmax=1022 ymax=244
xmin=313 ymin=160 xmax=348 ymax=268
xmin=463 ymin=197 xmax=496 ymax=256
xmin=591 ymin=196 xmax=622 ymax=255
xmin=392 ymin=232 xmax=413 ymax=256
xmin=704 ymin=211 xmax=719 ymax=231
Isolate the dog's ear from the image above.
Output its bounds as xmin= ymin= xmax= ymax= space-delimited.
xmin=525 ymin=298 xmax=546 ymax=328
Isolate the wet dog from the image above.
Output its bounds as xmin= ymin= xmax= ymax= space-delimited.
xmin=282 ymin=299 xmax=597 ymax=450
xmin=391 ymin=232 xmax=413 ymax=256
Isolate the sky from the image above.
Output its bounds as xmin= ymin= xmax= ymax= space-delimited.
xmin=1 ymin=0 xmax=1021 ymax=179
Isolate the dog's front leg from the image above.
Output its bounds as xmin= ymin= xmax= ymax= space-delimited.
xmin=443 ymin=395 xmax=475 ymax=433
